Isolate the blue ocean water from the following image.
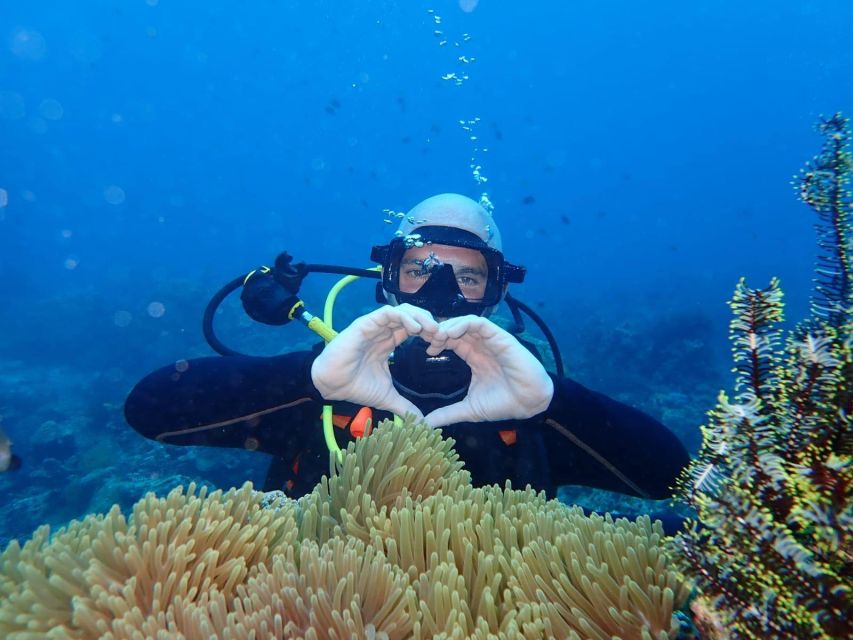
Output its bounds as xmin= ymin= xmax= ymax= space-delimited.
xmin=0 ymin=0 xmax=850 ymax=547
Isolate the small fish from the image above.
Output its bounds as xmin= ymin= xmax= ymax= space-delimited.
xmin=0 ymin=425 xmax=21 ymax=472
xmin=522 ymin=195 xmax=536 ymax=205
xmin=325 ymin=98 xmax=341 ymax=115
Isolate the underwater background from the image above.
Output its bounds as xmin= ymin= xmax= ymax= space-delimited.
xmin=0 ymin=0 xmax=851 ymax=548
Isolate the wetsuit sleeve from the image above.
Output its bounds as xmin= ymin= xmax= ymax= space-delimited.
xmin=540 ymin=376 xmax=690 ymax=499
xmin=124 ymin=349 xmax=323 ymax=453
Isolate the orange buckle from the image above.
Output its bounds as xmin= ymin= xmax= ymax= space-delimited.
xmin=498 ymin=429 xmax=517 ymax=446
xmin=329 ymin=407 xmax=374 ymax=438
xmin=350 ymin=407 xmax=373 ymax=438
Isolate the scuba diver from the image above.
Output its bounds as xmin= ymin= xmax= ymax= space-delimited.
xmin=125 ymin=193 xmax=689 ymax=511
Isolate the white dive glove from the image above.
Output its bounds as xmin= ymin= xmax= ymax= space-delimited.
xmin=422 ymin=315 xmax=555 ymax=428
xmin=310 ymin=303 xmax=441 ymax=419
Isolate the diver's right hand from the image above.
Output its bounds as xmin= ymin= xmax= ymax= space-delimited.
xmin=311 ymin=304 xmax=441 ymax=419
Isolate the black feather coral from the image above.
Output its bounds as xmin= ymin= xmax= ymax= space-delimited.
xmin=799 ymin=113 xmax=853 ymax=328
xmin=674 ymin=114 xmax=852 ymax=640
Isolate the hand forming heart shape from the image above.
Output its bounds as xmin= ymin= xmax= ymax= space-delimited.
xmin=311 ymin=304 xmax=554 ymax=428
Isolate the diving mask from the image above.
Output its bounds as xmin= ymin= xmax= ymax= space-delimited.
xmin=371 ymin=226 xmax=526 ymax=318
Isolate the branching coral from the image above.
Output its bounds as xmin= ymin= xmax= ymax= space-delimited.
xmin=1 ymin=417 xmax=690 ymax=639
xmin=674 ymin=113 xmax=852 ymax=639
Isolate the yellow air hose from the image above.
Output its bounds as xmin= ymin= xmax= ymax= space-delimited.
xmin=315 ymin=267 xmax=402 ymax=463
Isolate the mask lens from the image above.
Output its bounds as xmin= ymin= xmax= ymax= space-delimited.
xmin=396 ymin=247 xmax=489 ymax=301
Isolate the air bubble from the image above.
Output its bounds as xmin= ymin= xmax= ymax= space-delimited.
xmin=39 ymin=98 xmax=63 ymax=120
xmin=104 ymin=185 xmax=126 ymax=205
xmin=147 ymin=301 xmax=166 ymax=318
xmin=114 ymin=310 xmax=132 ymax=327
xmin=9 ymin=27 xmax=46 ymax=61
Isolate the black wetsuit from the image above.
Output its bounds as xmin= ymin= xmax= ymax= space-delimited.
xmin=124 ymin=346 xmax=690 ymax=501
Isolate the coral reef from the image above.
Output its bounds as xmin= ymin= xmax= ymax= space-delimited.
xmin=0 ymin=357 xmax=273 ymax=549
xmin=1 ymin=418 xmax=691 ymax=639
xmin=673 ymin=113 xmax=852 ymax=638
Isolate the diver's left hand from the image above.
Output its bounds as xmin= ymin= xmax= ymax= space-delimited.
xmin=311 ymin=304 xmax=440 ymax=419
xmin=422 ymin=316 xmax=554 ymax=428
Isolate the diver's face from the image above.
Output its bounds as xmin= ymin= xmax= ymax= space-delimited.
xmin=399 ymin=243 xmax=488 ymax=300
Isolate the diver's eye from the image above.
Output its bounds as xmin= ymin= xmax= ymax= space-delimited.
xmin=404 ymin=268 xmax=430 ymax=279
xmin=456 ymin=276 xmax=481 ymax=287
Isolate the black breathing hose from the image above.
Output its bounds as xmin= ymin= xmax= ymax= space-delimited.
xmin=202 ymin=265 xmax=381 ymax=357
xmin=504 ymin=293 xmax=565 ymax=378
xmin=202 ymin=274 xmax=246 ymax=356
